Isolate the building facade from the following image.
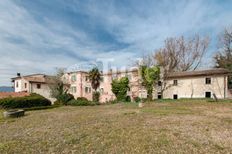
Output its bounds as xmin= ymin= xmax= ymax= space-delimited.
xmin=63 ymin=68 xmax=140 ymax=102
xmin=12 ymin=68 xmax=232 ymax=103
xmin=162 ymin=69 xmax=231 ymax=99
xmin=11 ymin=74 xmax=56 ymax=102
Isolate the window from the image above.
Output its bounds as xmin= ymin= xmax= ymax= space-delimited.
xmin=173 ymin=80 xmax=178 ymax=86
xmin=229 ymin=76 xmax=232 ymax=89
xmin=205 ymin=78 xmax=211 ymax=84
xmin=112 ymin=74 xmax=117 ymax=80
xmin=100 ymin=76 xmax=104 ymax=82
xmin=16 ymin=82 xmax=18 ymax=88
xmin=205 ymin=92 xmax=211 ymax=98
xmin=158 ymin=81 xmax=162 ymax=86
xmin=85 ymin=87 xmax=91 ymax=93
xmin=37 ymin=84 xmax=41 ymax=89
xmin=71 ymin=86 xmax=77 ymax=93
xmin=25 ymin=83 xmax=27 ymax=88
xmin=100 ymin=88 xmax=104 ymax=94
xmin=85 ymin=76 xmax=90 ymax=82
xmin=71 ymin=75 xmax=76 ymax=82
xmin=126 ymin=74 xmax=132 ymax=80
xmin=173 ymin=94 xmax=178 ymax=99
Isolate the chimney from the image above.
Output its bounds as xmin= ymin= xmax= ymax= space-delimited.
xmin=17 ymin=73 xmax=21 ymax=77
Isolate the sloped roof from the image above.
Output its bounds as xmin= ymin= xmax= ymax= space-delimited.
xmin=12 ymin=74 xmax=55 ymax=83
xmin=167 ymin=68 xmax=230 ymax=79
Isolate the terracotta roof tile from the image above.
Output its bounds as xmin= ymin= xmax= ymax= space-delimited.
xmin=167 ymin=68 xmax=230 ymax=79
xmin=0 ymin=92 xmax=30 ymax=99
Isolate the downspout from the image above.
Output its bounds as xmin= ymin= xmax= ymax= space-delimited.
xmin=30 ymin=82 xmax=32 ymax=93
xmin=80 ymin=73 xmax=83 ymax=97
xmin=224 ymin=75 xmax=226 ymax=99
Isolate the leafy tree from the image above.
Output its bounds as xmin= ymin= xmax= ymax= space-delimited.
xmin=49 ymin=68 xmax=73 ymax=105
xmin=139 ymin=65 xmax=160 ymax=101
xmin=111 ymin=77 xmax=129 ymax=101
xmin=89 ymin=67 xmax=101 ymax=101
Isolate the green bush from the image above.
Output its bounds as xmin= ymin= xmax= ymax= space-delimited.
xmin=67 ymin=97 xmax=98 ymax=106
xmin=23 ymin=105 xmax=60 ymax=111
xmin=111 ymin=77 xmax=129 ymax=101
xmin=134 ymin=97 xmax=141 ymax=103
xmin=125 ymin=96 xmax=131 ymax=102
xmin=57 ymin=93 xmax=74 ymax=105
xmin=53 ymin=100 xmax=63 ymax=106
xmin=105 ymin=99 xmax=118 ymax=104
xmin=0 ymin=93 xmax=51 ymax=109
xmin=92 ymin=91 xmax=100 ymax=102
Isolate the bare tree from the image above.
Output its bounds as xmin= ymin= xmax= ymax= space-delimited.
xmin=155 ymin=35 xmax=209 ymax=72
xmin=214 ymin=27 xmax=232 ymax=70
xmin=214 ymin=27 xmax=232 ymax=89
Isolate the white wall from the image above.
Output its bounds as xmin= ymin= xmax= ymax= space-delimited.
xmin=14 ymin=78 xmax=29 ymax=92
xmin=163 ymin=75 xmax=227 ymax=99
xmin=30 ymin=83 xmax=56 ymax=103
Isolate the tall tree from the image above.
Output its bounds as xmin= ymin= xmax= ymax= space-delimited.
xmin=49 ymin=68 xmax=73 ymax=105
xmin=89 ymin=67 xmax=101 ymax=91
xmin=214 ymin=27 xmax=232 ymax=70
xmin=139 ymin=65 xmax=160 ymax=101
xmin=214 ymin=27 xmax=232 ymax=88
xmin=111 ymin=77 xmax=130 ymax=101
xmin=89 ymin=67 xmax=101 ymax=101
xmin=155 ymin=35 xmax=209 ymax=72
xmin=154 ymin=35 xmax=209 ymax=98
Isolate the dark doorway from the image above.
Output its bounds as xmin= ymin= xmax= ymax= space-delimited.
xmin=205 ymin=92 xmax=211 ymax=98
xmin=157 ymin=92 xmax=162 ymax=99
xmin=173 ymin=94 xmax=178 ymax=99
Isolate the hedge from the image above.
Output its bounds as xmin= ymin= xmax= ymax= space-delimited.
xmin=0 ymin=93 xmax=51 ymax=109
xmin=23 ymin=105 xmax=60 ymax=111
xmin=67 ymin=97 xmax=99 ymax=106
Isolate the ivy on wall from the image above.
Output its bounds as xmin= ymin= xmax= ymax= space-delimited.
xmin=111 ymin=77 xmax=129 ymax=101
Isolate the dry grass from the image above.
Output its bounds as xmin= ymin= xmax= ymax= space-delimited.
xmin=0 ymin=100 xmax=232 ymax=153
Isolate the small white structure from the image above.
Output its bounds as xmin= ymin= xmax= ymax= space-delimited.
xmin=11 ymin=74 xmax=55 ymax=103
xmin=162 ymin=68 xmax=231 ymax=99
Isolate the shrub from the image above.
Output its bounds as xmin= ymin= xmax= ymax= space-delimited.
xmin=0 ymin=93 xmax=51 ymax=109
xmin=57 ymin=93 xmax=74 ymax=105
xmin=134 ymin=97 xmax=141 ymax=103
xmin=92 ymin=91 xmax=100 ymax=102
xmin=23 ymin=105 xmax=60 ymax=111
xmin=53 ymin=100 xmax=63 ymax=106
xmin=105 ymin=99 xmax=118 ymax=104
xmin=67 ymin=97 xmax=97 ymax=106
xmin=125 ymin=96 xmax=131 ymax=102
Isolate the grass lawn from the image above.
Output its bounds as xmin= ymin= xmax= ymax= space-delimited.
xmin=0 ymin=100 xmax=232 ymax=153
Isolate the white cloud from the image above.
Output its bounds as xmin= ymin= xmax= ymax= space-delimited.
xmin=0 ymin=0 xmax=232 ymax=85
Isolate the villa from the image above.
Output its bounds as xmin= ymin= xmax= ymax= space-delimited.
xmin=11 ymin=68 xmax=232 ymax=103
xmin=11 ymin=73 xmax=56 ymax=102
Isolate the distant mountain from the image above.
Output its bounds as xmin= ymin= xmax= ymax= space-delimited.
xmin=0 ymin=86 xmax=14 ymax=92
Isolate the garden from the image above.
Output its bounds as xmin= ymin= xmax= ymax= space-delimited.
xmin=0 ymin=99 xmax=232 ymax=153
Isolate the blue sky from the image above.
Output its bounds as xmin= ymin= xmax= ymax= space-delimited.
xmin=0 ymin=0 xmax=232 ymax=86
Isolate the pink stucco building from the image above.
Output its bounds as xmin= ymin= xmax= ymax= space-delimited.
xmin=63 ymin=68 xmax=140 ymax=102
